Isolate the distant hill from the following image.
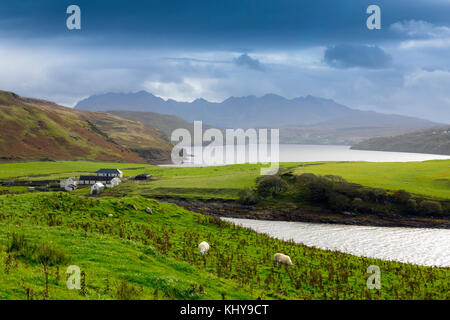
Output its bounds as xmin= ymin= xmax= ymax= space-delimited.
xmin=351 ymin=126 xmax=450 ymax=155
xmin=107 ymin=110 xmax=196 ymax=140
xmin=107 ymin=110 xmax=219 ymax=142
xmin=75 ymin=91 xmax=439 ymax=144
xmin=0 ymin=90 xmax=172 ymax=162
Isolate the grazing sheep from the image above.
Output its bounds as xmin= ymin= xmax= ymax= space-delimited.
xmin=108 ymin=213 xmax=114 ymax=217
xmin=198 ymin=241 xmax=210 ymax=256
xmin=274 ymin=253 xmax=293 ymax=266
xmin=145 ymin=207 xmax=152 ymax=214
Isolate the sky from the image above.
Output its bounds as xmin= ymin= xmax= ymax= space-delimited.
xmin=0 ymin=0 xmax=449 ymax=123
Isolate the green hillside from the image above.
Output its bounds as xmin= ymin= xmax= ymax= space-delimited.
xmin=0 ymin=91 xmax=172 ymax=162
xmin=0 ymin=192 xmax=448 ymax=300
xmin=107 ymin=110 xmax=220 ymax=142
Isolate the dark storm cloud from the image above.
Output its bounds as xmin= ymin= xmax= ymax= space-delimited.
xmin=324 ymin=44 xmax=392 ymax=69
xmin=233 ymin=54 xmax=264 ymax=70
xmin=1 ymin=0 xmax=449 ymax=49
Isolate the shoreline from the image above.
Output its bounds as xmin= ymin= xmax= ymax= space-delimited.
xmin=158 ymin=198 xmax=450 ymax=229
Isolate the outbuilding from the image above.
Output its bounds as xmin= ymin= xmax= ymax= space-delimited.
xmin=78 ymin=176 xmax=114 ymax=185
xmin=90 ymin=182 xmax=105 ymax=195
xmin=135 ymin=174 xmax=152 ymax=180
xmin=106 ymin=177 xmax=121 ymax=188
xmin=60 ymin=177 xmax=78 ymax=192
xmin=95 ymin=169 xmax=123 ymax=178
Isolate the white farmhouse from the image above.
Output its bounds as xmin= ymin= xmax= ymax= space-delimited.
xmin=60 ymin=177 xmax=78 ymax=192
xmin=95 ymin=169 xmax=123 ymax=178
xmin=106 ymin=177 xmax=121 ymax=188
xmin=90 ymin=182 xmax=105 ymax=195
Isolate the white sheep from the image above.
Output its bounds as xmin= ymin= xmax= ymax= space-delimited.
xmin=198 ymin=241 xmax=210 ymax=256
xmin=274 ymin=253 xmax=293 ymax=266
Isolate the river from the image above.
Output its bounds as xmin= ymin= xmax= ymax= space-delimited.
xmin=223 ymin=218 xmax=450 ymax=267
xmin=163 ymin=144 xmax=450 ymax=166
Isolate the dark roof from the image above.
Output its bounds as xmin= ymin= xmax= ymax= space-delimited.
xmin=96 ymin=169 xmax=121 ymax=174
xmin=79 ymin=176 xmax=114 ymax=182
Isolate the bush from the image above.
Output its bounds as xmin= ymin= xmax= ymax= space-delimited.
xmin=393 ymin=190 xmax=411 ymax=204
xmin=35 ymin=242 xmax=69 ymax=266
xmin=255 ymin=176 xmax=288 ymax=198
xmin=296 ymin=173 xmax=318 ymax=184
xmin=7 ymin=232 xmax=30 ymax=253
xmin=238 ymin=188 xmax=260 ymax=205
xmin=419 ymin=200 xmax=443 ymax=216
xmin=373 ymin=188 xmax=387 ymax=203
xmin=329 ymin=194 xmax=350 ymax=211
xmin=303 ymin=176 xmax=333 ymax=202
xmin=351 ymin=198 xmax=364 ymax=212
xmin=405 ymin=199 xmax=418 ymax=214
xmin=6 ymin=233 xmax=68 ymax=266
xmin=116 ymin=280 xmax=143 ymax=300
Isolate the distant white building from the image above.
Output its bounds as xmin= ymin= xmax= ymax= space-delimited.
xmin=90 ymin=182 xmax=105 ymax=195
xmin=95 ymin=169 xmax=123 ymax=178
xmin=60 ymin=178 xmax=78 ymax=192
xmin=106 ymin=177 xmax=121 ymax=188
xmin=77 ymin=169 xmax=123 ymax=186
xmin=79 ymin=175 xmax=114 ymax=185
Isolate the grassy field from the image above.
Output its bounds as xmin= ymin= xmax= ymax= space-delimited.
xmin=0 ymin=161 xmax=296 ymax=199
xmin=105 ymin=163 xmax=299 ymax=199
xmin=0 ymin=160 xmax=448 ymax=200
xmin=0 ymin=192 xmax=448 ymax=300
xmin=0 ymin=161 xmax=155 ymax=181
xmin=293 ymin=160 xmax=450 ymax=200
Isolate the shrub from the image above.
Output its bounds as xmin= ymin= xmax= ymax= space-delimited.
xmin=35 ymin=242 xmax=69 ymax=266
xmin=238 ymin=188 xmax=260 ymax=205
xmin=361 ymin=189 xmax=376 ymax=202
xmin=329 ymin=194 xmax=350 ymax=211
xmin=393 ymin=190 xmax=411 ymax=204
xmin=7 ymin=232 xmax=30 ymax=253
xmin=419 ymin=200 xmax=443 ymax=216
xmin=324 ymin=175 xmax=347 ymax=183
xmin=302 ymin=176 xmax=334 ymax=202
xmin=255 ymin=176 xmax=288 ymax=198
xmin=333 ymin=181 xmax=360 ymax=198
xmin=351 ymin=198 xmax=364 ymax=212
xmin=405 ymin=199 xmax=418 ymax=214
xmin=6 ymin=233 xmax=68 ymax=266
xmin=116 ymin=280 xmax=143 ymax=300
xmin=373 ymin=188 xmax=387 ymax=203
xmin=296 ymin=173 xmax=318 ymax=184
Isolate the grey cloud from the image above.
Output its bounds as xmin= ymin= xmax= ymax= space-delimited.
xmin=323 ymin=44 xmax=392 ymax=69
xmin=233 ymin=54 xmax=264 ymax=71
xmin=390 ymin=20 xmax=450 ymax=38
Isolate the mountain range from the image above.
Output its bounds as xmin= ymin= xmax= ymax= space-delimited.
xmin=0 ymin=90 xmax=172 ymax=162
xmin=75 ymin=91 xmax=441 ymax=144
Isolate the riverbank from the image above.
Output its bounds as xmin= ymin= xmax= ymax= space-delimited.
xmin=158 ymin=198 xmax=450 ymax=229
